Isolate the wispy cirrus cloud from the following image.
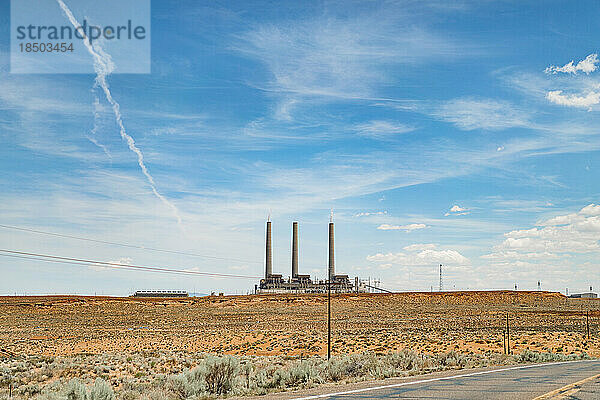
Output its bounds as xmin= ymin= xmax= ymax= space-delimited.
xmin=355 ymin=211 xmax=387 ymax=217
xmin=403 ymin=243 xmax=436 ymax=251
xmin=433 ymin=98 xmax=531 ymax=131
xmin=377 ymin=223 xmax=427 ymax=232
xmin=546 ymin=89 xmax=600 ymax=109
xmin=353 ymin=120 xmax=415 ymax=139
xmin=234 ymin=12 xmax=469 ymax=100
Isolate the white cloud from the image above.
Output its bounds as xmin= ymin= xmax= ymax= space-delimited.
xmin=377 ymin=223 xmax=427 ymax=232
xmin=107 ymin=257 xmax=133 ymax=265
xmin=434 ymin=98 xmax=530 ymax=131
xmin=546 ymin=90 xmax=600 ymax=109
xmin=274 ymin=98 xmax=298 ymax=121
xmin=355 ymin=211 xmax=387 ymax=217
xmin=545 ymin=54 xmax=599 ymax=75
xmin=481 ymin=251 xmax=563 ymax=261
xmin=445 ymin=205 xmax=469 ymax=216
xmin=483 ymin=204 xmax=600 ymax=264
xmin=539 ymin=203 xmax=600 ymax=226
xmin=544 ymin=54 xmax=600 ymax=110
xmin=353 ymin=120 xmax=415 ymax=138
xmin=367 ymin=248 xmax=469 ymax=266
xmin=90 ymin=257 xmax=132 ymax=272
xmin=235 ymin=15 xmax=465 ymax=100
xmin=403 ymin=243 xmax=437 ymax=251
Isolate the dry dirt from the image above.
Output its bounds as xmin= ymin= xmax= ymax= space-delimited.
xmin=1 ymin=291 xmax=598 ymax=358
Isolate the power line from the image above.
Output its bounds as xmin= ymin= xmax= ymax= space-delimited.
xmin=0 ymin=249 xmax=261 ymax=279
xmin=0 ymin=223 xmax=261 ymax=265
xmin=0 ymin=253 xmax=194 ymax=278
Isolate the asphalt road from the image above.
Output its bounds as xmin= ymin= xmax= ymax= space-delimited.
xmin=289 ymin=360 xmax=600 ymax=400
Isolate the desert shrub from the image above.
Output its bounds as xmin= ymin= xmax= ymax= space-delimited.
xmin=164 ymin=375 xmax=190 ymax=400
xmin=252 ymin=365 xmax=288 ymax=390
xmin=286 ymin=360 xmax=319 ymax=387
xmin=185 ymin=366 xmax=206 ymax=385
xmin=324 ymin=354 xmax=373 ymax=381
xmin=515 ymin=349 xmax=588 ymax=364
xmin=239 ymin=363 xmax=253 ymax=389
xmin=163 ymin=363 xmax=209 ymax=399
xmin=139 ymin=388 xmax=173 ymax=400
xmin=18 ymin=383 xmax=42 ymax=397
xmin=385 ymin=350 xmax=421 ymax=371
xmin=435 ymin=351 xmax=467 ymax=368
xmin=32 ymin=392 xmax=64 ymax=400
xmin=1 ymin=349 xmax=590 ymax=399
xmin=203 ymin=356 xmax=238 ymax=395
xmin=323 ymin=357 xmax=346 ymax=382
xmin=518 ymin=350 xmax=546 ymax=363
xmin=119 ymin=389 xmax=142 ymax=400
xmin=89 ymin=379 xmax=115 ymax=400
xmin=270 ymin=368 xmax=289 ymax=388
xmin=0 ymin=367 xmax=12 ymax=387
xmin=64 ymin=379 xmax=88 ymax=400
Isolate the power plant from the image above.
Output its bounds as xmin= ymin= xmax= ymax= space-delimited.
xmin=257 ymin=214 xmax=366 ymax=294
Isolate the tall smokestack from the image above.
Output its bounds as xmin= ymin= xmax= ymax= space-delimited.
xmin=292 ymin=222 xmax=299 ymax=278
xmin=328 ymin=212 xmax=335 ymax=281
xmin=265 ymin=220 xmax=272 ymax=278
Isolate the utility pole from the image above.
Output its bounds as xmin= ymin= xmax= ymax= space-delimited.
xmin=439 ymin=264 xmax=443 ymax=292
xmin=327 ymin=279 xmax=331 ymax=360
xmin=506 ymin=313 xmax=510 ymax=355
xmin=587 ymin=310 xmax=590 ymax=340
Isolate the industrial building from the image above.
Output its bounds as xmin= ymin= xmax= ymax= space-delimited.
xmin=132 ymin=290 xmax=189 ymax=298
xmin=257 ymin=215 xmax=366 ymax=294
xmin=569 ymin=292 xmax=598 ymax=299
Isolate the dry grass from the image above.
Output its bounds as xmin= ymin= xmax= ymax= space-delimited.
xmin=0 ymin=291 xmax=598 ymax=358
xmin=0 ymin=350 xmax=589 ymax=399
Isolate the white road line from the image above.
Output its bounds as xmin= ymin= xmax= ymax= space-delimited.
xmin=292 ymin=360 xmax=596 ymax=399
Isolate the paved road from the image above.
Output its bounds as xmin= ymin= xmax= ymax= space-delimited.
xmin=290 ymin=360 xmax=600 ymax=400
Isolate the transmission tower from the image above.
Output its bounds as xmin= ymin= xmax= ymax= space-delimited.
xmin=439 ymin=264 xmax=443 ymax=292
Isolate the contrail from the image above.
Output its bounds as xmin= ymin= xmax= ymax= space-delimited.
xmin=56 ymin=0 xmax=182 ymax=225
xmin=86 ymin=92 xmax=112 ymax=159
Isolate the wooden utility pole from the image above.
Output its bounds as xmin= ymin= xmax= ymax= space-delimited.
xmin=327 ymin=279 xmax=331 ymax=360
xmin=587 ymin=310 xmax=590 ymax=339
xmin=506 ymin=313 xmax=510 ymax=355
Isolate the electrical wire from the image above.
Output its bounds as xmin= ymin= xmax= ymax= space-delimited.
xmin=0 ymin=249 xmax=261 ymax=279
xmin=0 ymin=223 xmax=261 ymax=264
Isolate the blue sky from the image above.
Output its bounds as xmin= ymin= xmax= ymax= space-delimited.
xmin=1 ymin=0 xmax=600 ymax=295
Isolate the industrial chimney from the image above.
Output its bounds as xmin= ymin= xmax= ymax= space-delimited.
xmin=328 ymin=213 xmax=335 ymax=281
xmin=292 ymin=222 xmax=299 ymax=278
xmin=265 ymin=220 xmax=272 ymax=278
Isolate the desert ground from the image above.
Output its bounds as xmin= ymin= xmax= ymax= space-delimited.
xmin=1 ymin=291 xmax=598 ymax=358
xmin=1 ymin=291 xmax=598 ymax=398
